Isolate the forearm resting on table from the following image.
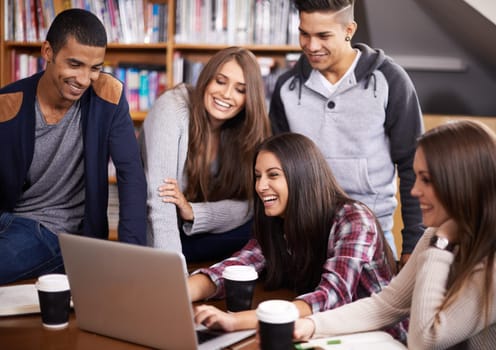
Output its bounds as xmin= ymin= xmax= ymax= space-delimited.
xmin=227 ymin=300 xmax=313 ymax=330
xmin=188 ymin=274 xmax=313 ymax=330
xmin=293 ymin=299 xmax=313 ymax=318
xmin=188 ymin=273 xmax=217 ymax=301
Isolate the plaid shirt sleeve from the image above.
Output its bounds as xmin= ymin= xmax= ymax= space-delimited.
xmin=296 ymin=202 xmax=391 ymax=313
xmin=191 ymin=238 xmax=266 ymax=299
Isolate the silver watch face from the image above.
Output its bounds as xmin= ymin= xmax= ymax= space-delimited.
xmin=435 ymin=236 xmax=450 ymax=249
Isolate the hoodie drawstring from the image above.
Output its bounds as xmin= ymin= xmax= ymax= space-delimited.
xmin=288 ymin=76 xmax=302 ymax=105
xmin=365 ymin=72 xmax=378 ymax=98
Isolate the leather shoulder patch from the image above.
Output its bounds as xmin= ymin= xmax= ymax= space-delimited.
xmin=0 ymin=92 xmax=23 ymax=123
xmin=92 ymin=73 xmax=123 ymax=105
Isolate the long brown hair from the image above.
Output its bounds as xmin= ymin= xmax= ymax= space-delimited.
xmin=184 ymin=47 xmax=271 ymax=202
xmin=418 ymin=120 xmax=496 ymax=326
xmin=253 ymin=133 xmax=395 ymax=293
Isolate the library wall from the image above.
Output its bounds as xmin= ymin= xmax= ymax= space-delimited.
xmin=392 ymin=114 xmax=496 ymax=255
xmin=0 ymin=0 xmax=302 ymax=236
xmin=361 ymin=0 xmax=496 ymax=116
xmin=1 ymin=0 xmax=302 ymax=119
xmin=4 ymin=1 xmax=496 ymax=249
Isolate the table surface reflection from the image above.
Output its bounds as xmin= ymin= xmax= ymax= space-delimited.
xmin=0 ymin=279 xmax=295 ymax=350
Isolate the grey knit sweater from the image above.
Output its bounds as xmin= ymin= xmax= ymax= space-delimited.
xmin=139 ymin=85 xmax=252 ymax=252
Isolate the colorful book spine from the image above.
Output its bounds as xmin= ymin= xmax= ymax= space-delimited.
xmin=138 ymin=69 xmax=150 ymax=111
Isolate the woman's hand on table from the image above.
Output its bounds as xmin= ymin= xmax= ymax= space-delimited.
xmin=193 ymin=304 xmax=238 ymax=332
xmin=194 ymin=304 xmax=258 ymax=332
xmin=293 ymin=317 xmax=316 ymax=341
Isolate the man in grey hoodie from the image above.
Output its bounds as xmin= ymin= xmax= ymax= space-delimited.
xmin=270 ymin=0 xmax=424 ymax=266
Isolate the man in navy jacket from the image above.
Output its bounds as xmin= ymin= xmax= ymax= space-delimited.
xmin=0 ymin=9 xmax=146 ymax=284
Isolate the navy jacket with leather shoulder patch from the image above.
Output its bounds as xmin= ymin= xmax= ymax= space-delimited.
xmin=0 ymin=71 xmax=147 ymax=245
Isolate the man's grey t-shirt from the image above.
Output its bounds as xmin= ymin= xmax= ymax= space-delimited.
xmin=14 ymin=99 xmax=85 ymax=234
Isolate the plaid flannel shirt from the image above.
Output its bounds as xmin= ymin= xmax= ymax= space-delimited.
xmin=194 ymin=202 xmax=393 ymax=312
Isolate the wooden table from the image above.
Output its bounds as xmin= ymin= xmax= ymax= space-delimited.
xmin=0 ymin=280 xmax=295 ymax=350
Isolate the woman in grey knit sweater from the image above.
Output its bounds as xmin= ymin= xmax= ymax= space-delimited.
xmin=294 ymin=120 xmax=496 ymax=349
xmin=139 ymin=47 xmax=270 ymax=261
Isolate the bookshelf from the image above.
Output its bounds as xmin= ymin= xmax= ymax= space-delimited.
xmin=0 ymin=0 xmax=302 ymax=236
xmin=0 ymin=0 xmax=302 ymax=122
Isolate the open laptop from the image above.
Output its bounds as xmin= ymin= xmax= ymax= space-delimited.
xmin=58 ymin=233 xmax=255 ymax=350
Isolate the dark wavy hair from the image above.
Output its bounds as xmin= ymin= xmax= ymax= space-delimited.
xmin=418 ymin=120 xmax=496 ymax=327
xmin=253 ymin=133 xmax=394 ymax=293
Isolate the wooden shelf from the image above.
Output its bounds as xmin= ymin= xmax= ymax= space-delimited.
xmin=0 ymin=0 xmax=302 ymax=134
xmin=173 ymin=43 xmax=301 ymax=52
xmin=4 ymin=41 xmax=42 ymax=48
xmin=4 ymin=41 xmax=169 ymax=49
xmin=107 ymin=43 xmax=168 ymax=49
xmin=1 ymin=0 xmax=300 ymax=89
xmin=0 ymin=0 xmax=304 ymax=232
xmin=130 ymin=111 xmax=147 ymax=122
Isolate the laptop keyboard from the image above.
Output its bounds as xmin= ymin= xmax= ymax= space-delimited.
xmin=196 ymin=329 xmax=225 ymax=344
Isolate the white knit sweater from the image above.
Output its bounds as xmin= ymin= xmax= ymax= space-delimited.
xmin=309 ymin=227 xmax=496 ymax=349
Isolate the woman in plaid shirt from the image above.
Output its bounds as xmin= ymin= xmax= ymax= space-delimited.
xmin=188 ymin=133 xmax=405 ymax=340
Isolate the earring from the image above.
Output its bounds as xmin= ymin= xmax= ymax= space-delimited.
xmin=345 ymin=36 xmax=351 ymax=42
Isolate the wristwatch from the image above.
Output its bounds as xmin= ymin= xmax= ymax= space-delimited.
xmin=430 ymin=235 xmax=457 ymax=252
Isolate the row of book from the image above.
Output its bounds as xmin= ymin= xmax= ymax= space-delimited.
xmin=11 ymin=53 xmax=46 ymax=82
xmin=107 ymin=182 xmax=119 ymax=231
xmin=11 ymin=49 xmax=301 ymax=111
xmin=106 ymin=64 xmax=168 ymax=112
xmin=175 ymin=0 xmax=300 ymax=46
xmin=3 ymin=0 xmax=168 ymax=44
xmin=107 ymin=122 xmax=142 ymax=227
xmin=11 ymin=52 xmax=167 ymax=112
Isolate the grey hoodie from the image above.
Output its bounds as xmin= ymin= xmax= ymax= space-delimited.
xmin=269 ymin=43 xmax=424 ymax=254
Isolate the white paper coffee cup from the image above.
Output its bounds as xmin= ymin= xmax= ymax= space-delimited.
xmin=221 ymin=265 xmax=258 ymax=281
xmin=256 ymin=299 xmax=298 ymax=324
xmin=35 ymin=274 xmax=71 ymax=330
xmin=36 ymin=274 xmax=70 ymax=292
xmin=256 ymin=300 xmax=299 ymax=350
xmin=222 ymin=265 xmax=258 ymax=312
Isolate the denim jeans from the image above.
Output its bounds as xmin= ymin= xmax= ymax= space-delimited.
xmin=180 ymin=219 xmax=253 ymax=263
xmin=383 ymin=229 xmax=398 ymax=260
xmin=0 ymin=213 xmax=64 ymax=284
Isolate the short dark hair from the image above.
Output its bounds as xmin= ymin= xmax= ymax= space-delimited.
xmin=293 ymin=0 xmax=354 ymax=13
xmin=46 ymin=8 xmax=107 ymax=55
